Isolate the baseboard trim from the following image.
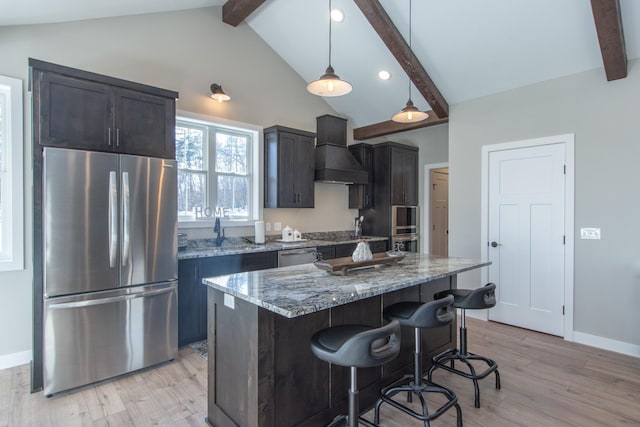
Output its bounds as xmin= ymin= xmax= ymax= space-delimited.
xmin=573 ymin=331 xmax=640 ymax=358
xmin=0 ymin=350 xmax=31 ymax=370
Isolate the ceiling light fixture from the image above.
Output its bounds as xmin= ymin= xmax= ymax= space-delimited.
xmin=378 ymin=70 xmax=391 ymax=80
xmin=330 ymin=9 xmax=344 ymax=22
xmin=307 ymin=0 xmax=352 ymax=97
xmin=210 ymin=83 xmax=230 ymax=102
xmin=392 ymin=0 xmax=428 ymax=123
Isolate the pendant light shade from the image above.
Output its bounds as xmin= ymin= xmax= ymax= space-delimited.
xmin=307 ymin=0 xmax=352 ymax=97
xmin=392 ymin=0 xmax=428 ymax=123
xmin=392 ymin=99 xmax=429 ymax=123
xmin=307 ymin=65 xmax=352 ymax=96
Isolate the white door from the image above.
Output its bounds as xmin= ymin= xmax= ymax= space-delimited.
xmin=430 ymin=168 xmax=449 ymax=256
xmin=488 ymin=143 xmax=565 ymax=336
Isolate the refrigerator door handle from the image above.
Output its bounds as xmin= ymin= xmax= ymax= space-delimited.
xmin=122 ymin=171 xmax=130 ymax=267
xmin=109 ymin=171 xmax=118 ymax=268
xmin=47 ymin=286 xmax=175 ymax=310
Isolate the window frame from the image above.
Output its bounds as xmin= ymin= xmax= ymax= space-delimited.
xmin=176 ymin=111 xmax=262 ymax=228
xmin=0 ymin=75 xmax=24 ymax=272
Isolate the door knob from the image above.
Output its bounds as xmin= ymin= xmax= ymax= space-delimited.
xmin=490 ymin=241 xmax=500 ymax=247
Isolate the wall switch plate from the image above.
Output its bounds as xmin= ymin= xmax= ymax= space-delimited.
xmin=580 ymin=227 xmax=601 ymax=240
xmin=224 ymin=293 xmax=235 ymax=309
xmin=274 ymin=222 xmax=282 ymax=231
xmin=265 ymin=222 xmax=271 ymax=232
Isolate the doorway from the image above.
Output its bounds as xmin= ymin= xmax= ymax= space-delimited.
xmin=423 ymin=162 xmax=448 ymax=255
xmin=430 ymin=168 xmax=449 ymax=256
xmin=481 ymin=134 xmax=574 ymax=339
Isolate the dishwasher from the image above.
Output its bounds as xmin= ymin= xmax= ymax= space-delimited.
xmin=278 ymin=248 xmax=318 ymax=267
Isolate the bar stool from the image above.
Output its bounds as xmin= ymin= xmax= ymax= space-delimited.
xmin=428 ymin=283 xmax=501 ymax=408
xmin=310 ymin=320 xmax=401 ymax=427
xmin=374 ymin=295 xmax=463 ymax=427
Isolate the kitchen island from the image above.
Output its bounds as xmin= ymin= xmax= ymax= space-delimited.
xmin=202 ymin=254 xmax=489 ymax=427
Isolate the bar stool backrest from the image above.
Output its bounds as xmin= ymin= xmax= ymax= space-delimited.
xmin=411 ymin=294 xmax=455 ymax=328
xmin=460 ymin=283 xmax=496 ymax=309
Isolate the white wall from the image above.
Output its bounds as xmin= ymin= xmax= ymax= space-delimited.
xmin=0 ymin=7 xmax=358 ymax=362
xmin=449 ymin=59 xmax=640 ymax=349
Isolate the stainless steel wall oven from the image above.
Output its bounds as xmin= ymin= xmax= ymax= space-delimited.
xmin=391 ymin=206 xmax=419 ymax=252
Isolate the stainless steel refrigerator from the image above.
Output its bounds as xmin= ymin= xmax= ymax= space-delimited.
xmin=42 ymin=147 xmax=178 ymax=395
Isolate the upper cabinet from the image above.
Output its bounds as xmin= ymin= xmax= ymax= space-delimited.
xmin=31 ymin=59 xmax=178 ymax=159
xmin=372 ymin=142 xmax=419 ymax=207
xmin=264 ymin=125 xmax=316 ymax=208
xmin=389 ymin=145 xmax=419 ymax=206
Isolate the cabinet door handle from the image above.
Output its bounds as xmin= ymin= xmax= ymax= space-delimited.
xmin=108 ymin=128 xmax=112 ymax=146
xmin=116 ymin=128 xmax=120 ymax=147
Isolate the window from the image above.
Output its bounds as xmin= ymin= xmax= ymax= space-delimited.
xmin=0 ymin=75 xmax=24 ymax=272
xmin=176 ymin=114 xmax=260 ymax=226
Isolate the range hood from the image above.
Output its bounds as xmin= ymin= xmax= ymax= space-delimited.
xmin=315 ymin=115 xmax=368 ymax=185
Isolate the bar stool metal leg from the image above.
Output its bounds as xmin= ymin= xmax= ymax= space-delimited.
xmin=428 ymin=308 xmax=501 ymax=408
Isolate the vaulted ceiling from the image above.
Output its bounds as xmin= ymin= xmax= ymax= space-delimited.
xmin=3 ymin=0 xmax=639 ymax=138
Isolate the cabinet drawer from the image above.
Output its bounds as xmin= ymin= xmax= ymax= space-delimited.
xmin=370 ymin=240 xmax=388 ymax=253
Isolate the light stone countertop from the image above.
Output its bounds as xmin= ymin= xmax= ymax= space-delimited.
xmin=202 ymin=254 xmax=490 ymax=318
xmin=178 ymin=235 xmax=388 ymax=260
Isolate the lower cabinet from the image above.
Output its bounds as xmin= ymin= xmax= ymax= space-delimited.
xmin=317 ymin=240 xmax=388 ymax=261
xmin=178 ymin=251 xmax=277 ymax=347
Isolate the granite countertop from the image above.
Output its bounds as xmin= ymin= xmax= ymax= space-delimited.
xmin=178 ymin=232 xmax=388 ymax=260
xmin=202 ymin=254 xmax=490 ymax=318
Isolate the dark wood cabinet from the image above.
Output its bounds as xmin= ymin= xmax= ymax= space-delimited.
xmin=348 ymin=143 xmax=374 ymax=209
xmin=206 ymin=275 xmax=457 ymax=426
xmin=389 ymin=145 xmax=419 ymax=206
xmin=31 ymin=59 xmax=177 ymax=159
xmin=178 ymin=252 xmax=277 ymax=346
xmin=318 ymin=241 xmax=387 ymax=261
xmin=316 ymin=246 xmax=336 ymax=261
xmin=264 ymin=126 xmax=316 ymax=208
xmin=112 ymin=87 xmax=176 ymax=158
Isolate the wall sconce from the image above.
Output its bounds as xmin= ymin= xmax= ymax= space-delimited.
xmin=210 ymin=84 xmax=231 ymax=102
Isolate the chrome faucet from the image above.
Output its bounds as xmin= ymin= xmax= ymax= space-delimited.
xmin=214 ymin=217 xmax=226 ymax=247
xmin=354 ymin=215 xmax=364 ymax=239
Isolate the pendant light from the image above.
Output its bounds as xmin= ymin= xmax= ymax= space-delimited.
xmin=392 ymin=0 xmax=428 ymax=123
xmin=307 ymin=0 xmax=352 ymax=97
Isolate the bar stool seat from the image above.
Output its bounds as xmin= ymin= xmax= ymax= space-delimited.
xmin=311 ymin=320 xmax=401 ymax=427
xmin=428 ymin=283 xmax=501 ymax=408
xmin=374 ymin=295 xmax=463 ymax=427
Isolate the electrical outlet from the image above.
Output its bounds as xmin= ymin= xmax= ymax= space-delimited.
xmin=265 ymin=222 xmax=271 ymax=232
xmin=580 ymin=227 xmax=601 ymax=240
xmin=274 ymin=222 xmax=282 ymax=232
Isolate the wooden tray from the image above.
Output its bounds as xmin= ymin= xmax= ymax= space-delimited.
xmin=313 ymin=252 xmax=405 ymax=275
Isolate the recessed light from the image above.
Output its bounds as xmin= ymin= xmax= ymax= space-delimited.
xmin=331 ymin=9 xmax=344 ymax=22
xmin=378 ymin=70 xmax=391 ymax=80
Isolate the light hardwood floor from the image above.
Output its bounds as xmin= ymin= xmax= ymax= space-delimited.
xmin=1 ymin=318 xmax=639 ymax=426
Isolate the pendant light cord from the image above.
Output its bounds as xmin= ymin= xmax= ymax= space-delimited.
xmin=408 ymin=0 xmax=412 ymax=101
xmin=328 ymin=0 xmax=332 ymax=67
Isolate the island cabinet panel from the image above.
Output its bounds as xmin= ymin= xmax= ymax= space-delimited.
xmin=421 ymin=277 xmax=457 ymax=356
xmin=206 ymin=277 xmax=457 ymax=426
xmin=273 ymin=312 xmax=330 ymax=427
xmin=381 ymin=286 xmax=422 ymax=382
xmin=31 ymin=59 xmax=177 ymax=159
xmin=329 ymin=297 xmax=382 ymax=411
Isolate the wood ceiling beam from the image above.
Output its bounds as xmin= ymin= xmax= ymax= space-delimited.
xmin=353 ymin=111 xmax=448 ymax=140
xmin=222 ymin=0 xmax=266 ymax=26
xmin=353 ymin=0 xmax=449 ymax=118
xmin=590 ymin=0 xmax=627 ymax=81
